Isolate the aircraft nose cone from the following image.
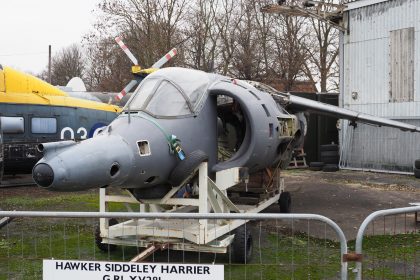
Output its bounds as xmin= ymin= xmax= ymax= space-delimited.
xmin=32 ymin=163 xmax=54 ymax=188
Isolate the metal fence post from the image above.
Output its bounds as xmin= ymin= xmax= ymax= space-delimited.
xmin=354 ymin=206 xmax=420 ymax=280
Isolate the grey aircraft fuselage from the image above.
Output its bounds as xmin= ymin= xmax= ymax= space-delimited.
xmin=32 ymin=67 xmax=420 ymax=196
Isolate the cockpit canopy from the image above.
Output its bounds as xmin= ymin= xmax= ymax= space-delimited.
xmin=124 ymin=67 xmax=216 ymax=118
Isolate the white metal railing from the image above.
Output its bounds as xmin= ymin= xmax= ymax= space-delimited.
xmin=0 ymin=211 xmax=349 ymax=279
xmin=354 ymin=206 xmax=420 ymax=280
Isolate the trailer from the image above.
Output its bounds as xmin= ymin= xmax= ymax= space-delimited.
xmin=96 ymin=162 xmax=288 ymax=263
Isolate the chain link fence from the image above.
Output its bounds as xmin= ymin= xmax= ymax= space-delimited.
xmin=1 ymin=207 xmax=419 ymax=279
xmin=354 ymin=206 xmax=420 ymax=280
xmin=0 ymin=212 xmax=347 ymax=280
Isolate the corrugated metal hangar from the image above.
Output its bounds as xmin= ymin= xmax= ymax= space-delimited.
xmin=339 ymin=0 xmax=420 ymax=172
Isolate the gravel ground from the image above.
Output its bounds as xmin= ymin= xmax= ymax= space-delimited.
xmin=265 ymin=169 xmax=420 ymax=240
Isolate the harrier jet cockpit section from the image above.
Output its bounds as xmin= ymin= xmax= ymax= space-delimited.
xmin=33 ymin=66 xmax=420 ymax=198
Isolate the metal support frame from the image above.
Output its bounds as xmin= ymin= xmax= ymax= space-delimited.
xmin=99 ymin=162 xmax=282 ymax=255
xmin=261 ymin=1 xmax=347 ymax=31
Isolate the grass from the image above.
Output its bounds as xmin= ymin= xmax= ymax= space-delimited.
xmin=0 ymin=189 xmax=419 ymax=279
xmin=1 ymin=189 xmax=133 ymax=212
xmin=225 ymin=233 xmax=342 ymax=280
xmin=0 ymin=223 xmax=343 ymax=280
xmin=0 ymin=223 xmax=139 ymax=279
xmin=1 ymin=193 xmax=98 ymax=211
xmin=347 ymin=233 xmax=420 ymax=279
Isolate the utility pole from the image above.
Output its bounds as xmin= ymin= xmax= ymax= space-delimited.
xmin=48 ymin=45 xmax=52 ymax=83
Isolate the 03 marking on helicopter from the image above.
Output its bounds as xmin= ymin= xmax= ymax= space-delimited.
xmin=60 ymin=126 xmax=102 ymax=140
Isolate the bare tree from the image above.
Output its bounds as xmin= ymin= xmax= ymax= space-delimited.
xmin=83 ymin=35 xmax=131 ymax=92
xmin=303 ymin=0 xmax=340 ymax=92
xmin=98 ymin=0 xmax=187 ymax=64
xmin=253 ymin=0 xmax=275 ymax=78
xmin=82 ymin=0 xmax=339 ymax=93
xmin=182 ymin=0 xmax=219 ymax=71
xmin=212 ymin=0 xmax=243 ymax=75
xmin=271 ymin=16 xmax=310 ymax=91
xmin=230 ymin=0 xmax=263 ymax=80
xmin=40 ymin=44 xmax=85 ymax=86
xmin=83 ymin=0 xmax=189 ymax=91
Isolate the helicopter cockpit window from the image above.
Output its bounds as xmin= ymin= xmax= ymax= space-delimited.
xmin=143 ymin=80 xmax=191 ymax=117
xmin=126 ymin=78 xmax=159 ymax=110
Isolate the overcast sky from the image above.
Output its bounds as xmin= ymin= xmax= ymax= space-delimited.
xmin=0 ymin=0 xmax=99 ymax=74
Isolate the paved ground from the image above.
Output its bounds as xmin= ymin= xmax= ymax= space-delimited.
xmin=264 ymin=169 xmax=420 ymax=240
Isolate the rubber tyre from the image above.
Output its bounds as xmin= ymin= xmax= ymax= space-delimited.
xmin=231 ymin=224 xmax=253 ymax=263
xmin=414 ymin=167 xmax=420 ymax=178
xmin=279 ymin=191 xmax=292 ymax=213
xmin=169 ymin=150 xmax=208 ymax=186
xmin=414 ymin=159 xmax=420 ymax=169
xmin=320 ymin=150 xmax=339 ymax=157
xmin=309 ymin=166 xmax=322 ymax=171
xmin=320 ymin=144 xmax=339 ymax=152
xmin=128 ymin=184 xmax=171 ymax=200
xmin=320 ymin=155 xmax=339 ymax=164
xmin=95 ymin=218 xmax=119 ymax=252
xmin=309 ymin=162 xmax=324 ymax=168
xmin=322 ymin=164 xmax=339 ymax=172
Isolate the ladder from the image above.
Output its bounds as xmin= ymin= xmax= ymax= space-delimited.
xmin=288 ymin=148 xmax=308 ymax=169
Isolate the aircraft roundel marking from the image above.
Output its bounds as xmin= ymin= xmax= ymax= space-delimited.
xmin=89 ymin=123 xmax=107 ymax=138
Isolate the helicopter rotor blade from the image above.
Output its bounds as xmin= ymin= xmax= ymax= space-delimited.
xmin=116 ymin=80 xmax=138 ymax=101
xmin=115 ymin=37 xmax=139 ymax=66
xmin=151 ymin=48 xmax=177 ymax=69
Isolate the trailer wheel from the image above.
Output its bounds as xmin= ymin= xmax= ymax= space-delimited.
xmin=95 ymin=218 xmax=119 ymax=252
xmin=310 ymin=161 xmax=324 ymax=168
xmin=279 ymin=191 xmax=291 ymax=213
xmin=169 ymin=150 xmax=208 ymax=186
xmin=309 ymin=162 xmax=324 ymax=171
xmin=320 ymin=155 xmax=339 ymax=164
xmin=322 ymin=164 xmax=339 ymax=172
xmin=231 ymin=224 xmax=253 ymax=263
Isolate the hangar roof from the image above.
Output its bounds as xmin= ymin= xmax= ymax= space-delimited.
xmin=345 ymin=0 xmax=390 ymax=11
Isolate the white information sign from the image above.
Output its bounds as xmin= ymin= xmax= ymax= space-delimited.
xmin=43 ymin=260 xmax=224 ymax=280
